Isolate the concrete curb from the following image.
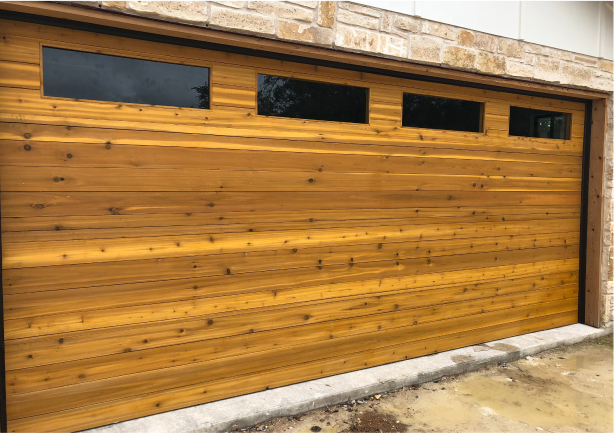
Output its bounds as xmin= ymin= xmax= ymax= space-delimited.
xmin=85 ymin=324 xmax=612 ymax=433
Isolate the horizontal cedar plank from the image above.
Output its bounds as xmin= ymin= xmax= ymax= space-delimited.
xmin=0 ymin=123 xmax=584 ymax=165
xmin=0 ymin=191 xmax=582 ymax=218
xmin=0 ymin=88 xmax=583 ymax=155
xmin=7 ymin=302 xmax=576 ymax=424
xmin=370 ymin=86 xmax=401 ymax=105
xmin=2 ymin=215 xmax=580 ymax=244
xmin=1 ymin=206 xmax=581 ymax=234
xmin=0 ymin=139 xmax=583 ymax=179
xmin=7 ymin=287 xmax=577 ymax=398
xmin=210 ymin=85 xmax=256 ymax=109
xmin=7 ymin=309 xmax=576 ymax=432
xmin=6 ymin=266 xmax=578 ymax=370
xmin=0 ymin=60 xmax=39 ymax=89
xmin=3 ymin=246 xmax=579 ymax=339
xmin=2 ymin=235 xmax=580 ymax=295
xmin=211 ymin=65 xmax=256 ymax=88
xmin=0 ymin=166 xmax=581 ymax=193
xmin=5 ymin=266 xmax=578 ymax=370
xmin=1 ymin=219 xmax=580 ymax=268
xmin=4 ymin=233 xmax=579 ymax=319
xmin=0 ymin=111 xmax=583 ymax=158
xmin=0 ymin=34 xmax=40 ymax=64
xmin=370 ymin=101 xmax=402 ymax=123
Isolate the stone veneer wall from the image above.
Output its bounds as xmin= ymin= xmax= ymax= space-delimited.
xmin=64 ymin=0 xmax=614 ymax=327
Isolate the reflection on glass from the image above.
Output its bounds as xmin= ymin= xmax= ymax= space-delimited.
xmin=257 ymin=74 xmax=368 ymax=123
xmin=509 ymin=106 xmax=569 ymax=139
xmin=43 ymin=47 xmax=209 ymax=109
xmin=402 ymin=93 xmax=482 ymax=132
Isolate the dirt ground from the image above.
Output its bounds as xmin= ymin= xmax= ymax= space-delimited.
xmin=241 ymin=335 xmax=613 ymax=433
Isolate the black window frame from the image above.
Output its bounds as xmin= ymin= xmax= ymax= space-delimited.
xmin=40 ymin=45 xmax=212 ymax=110
xmin=256 ymin=73 xmax=370 ymax=124
xmin=508 ymin=105 xmax=571 ymax=140
xmin=401 ymin=92 xmax=484 ymax=133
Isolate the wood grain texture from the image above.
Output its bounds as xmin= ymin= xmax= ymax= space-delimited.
xmin=0 ymin=17 xmax=586 ymax=433
xmin=585 ymin=99 xmax=607 ymax=327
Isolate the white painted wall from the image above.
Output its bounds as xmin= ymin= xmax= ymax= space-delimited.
xmin=358 ymin=1 xmax=614 ymax=60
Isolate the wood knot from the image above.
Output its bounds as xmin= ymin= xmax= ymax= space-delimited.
xmin=23 ymin=133 xmax=31 ymax=139
xmin=24 ymin=144 xmax=31 ymax=151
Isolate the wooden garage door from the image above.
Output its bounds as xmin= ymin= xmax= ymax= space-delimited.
xmin=0 ymin=18 xmax=583 ymax=432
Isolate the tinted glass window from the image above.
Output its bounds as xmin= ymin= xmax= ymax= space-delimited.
xmin=509 ymin=106 xmax=569 ymax=139
xmin=257 ymin=74 xmax=368 ymax=123
xmin=402 ymin=93 xmax=482 ymax=132
xmin=43 ymin=47 xmax=209 ymax=109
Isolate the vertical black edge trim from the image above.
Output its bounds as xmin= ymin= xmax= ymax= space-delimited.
xmin=0 ymin=177 xmax=6 ymax=432
xmin=0 ymin=9 xmax=593 ymax=104
xmin=578 ymin=101 xmax=592 ymax=324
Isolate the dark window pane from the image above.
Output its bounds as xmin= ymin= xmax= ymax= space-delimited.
xmin=403 ymin=93 xmax=482 ymax=132
xmin=42 ymin=47 xmax=209 ymax=109
xmin=509 ymin=106 xmax=569 ymax=139
xmin=402 ymin=93 xmax=482 ymax=132
xmin=257 ymin=74 xmax=368 ymax=123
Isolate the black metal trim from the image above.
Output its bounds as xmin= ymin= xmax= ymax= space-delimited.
xmin=578 ymin=101 xmax=592 ymax=324
xmin=0 ymin=184 xmax=6 ymax=433
xmin=0 ymin=9 xmax=592 ymax=104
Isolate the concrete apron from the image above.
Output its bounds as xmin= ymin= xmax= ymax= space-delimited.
xmin=84 ymin=324 xmax=613 ymax=433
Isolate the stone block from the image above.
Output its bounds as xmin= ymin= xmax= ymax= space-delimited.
xmin=523 ymin=43 xmax=542 ymax=55
xmin=288 ymin=0 xmax=317 ymax=8
xmin=593 ymin=69 xmax=613 ymax=80
xmin=443 ymin=46 xmax=476 ymax=69
xmin=573 ymin=54 xmax=598 ymax=67
xmin=474 ymin=33 xmax=497 ymax=52
xmin=213 ymin=1 xmax=246 ymax=8
xmin=210 ymin=6 xmax=275 ymax=35
xmin=335 ymin=24 xmax=407 ymax=58
xmin=498 ymin=38 xmax=523 ymax=58
xmin=476 ymin=52 xmax=506 ymax=75
xmin=422 ymin=21 xmax=456 ymax=40
xmin=409 ymin=35 xmax=442 ymax=64
xmin=590 ymin=77 xmax=614 ymax=92
xmin=603 ymin=294 xmax=613 ymax=326
xmin=317 ymin=1 xmax=335 ymax=28
xmin=247 ymin=1 xmax=313 ymax=22
xmin=126 ymin=1 xmax=208 ymax=24
xmin=278 ymin=20 xmax=332 ymax=46
xmin=600 ymin=60 xmax=614 ymax=73
xmin=394 ymin=15 xmax=420 ymax=33
xmin=338 ymin=8 xmax=379 ymax=30
xmin=380 ymin=12 xmax=393 ymax=33
xmin=522 ymin=53 xmax=536 ymax=65
xmin=506 ymin=61 xmax=533 ymax=78
xmin=338 ymin=2 xmax=381 ymax=17
xmin=101 ymin=1 xmax=126 ymax=11
xmin=457 ymin=30 xmax=475 ymax=47
xmin=560 ymin=62 xmax=592 ymax=86
xmin=542 ymin=47 xmax=573 ymax=61
xmin=534 ymin=57 xmax=561 ymax=82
